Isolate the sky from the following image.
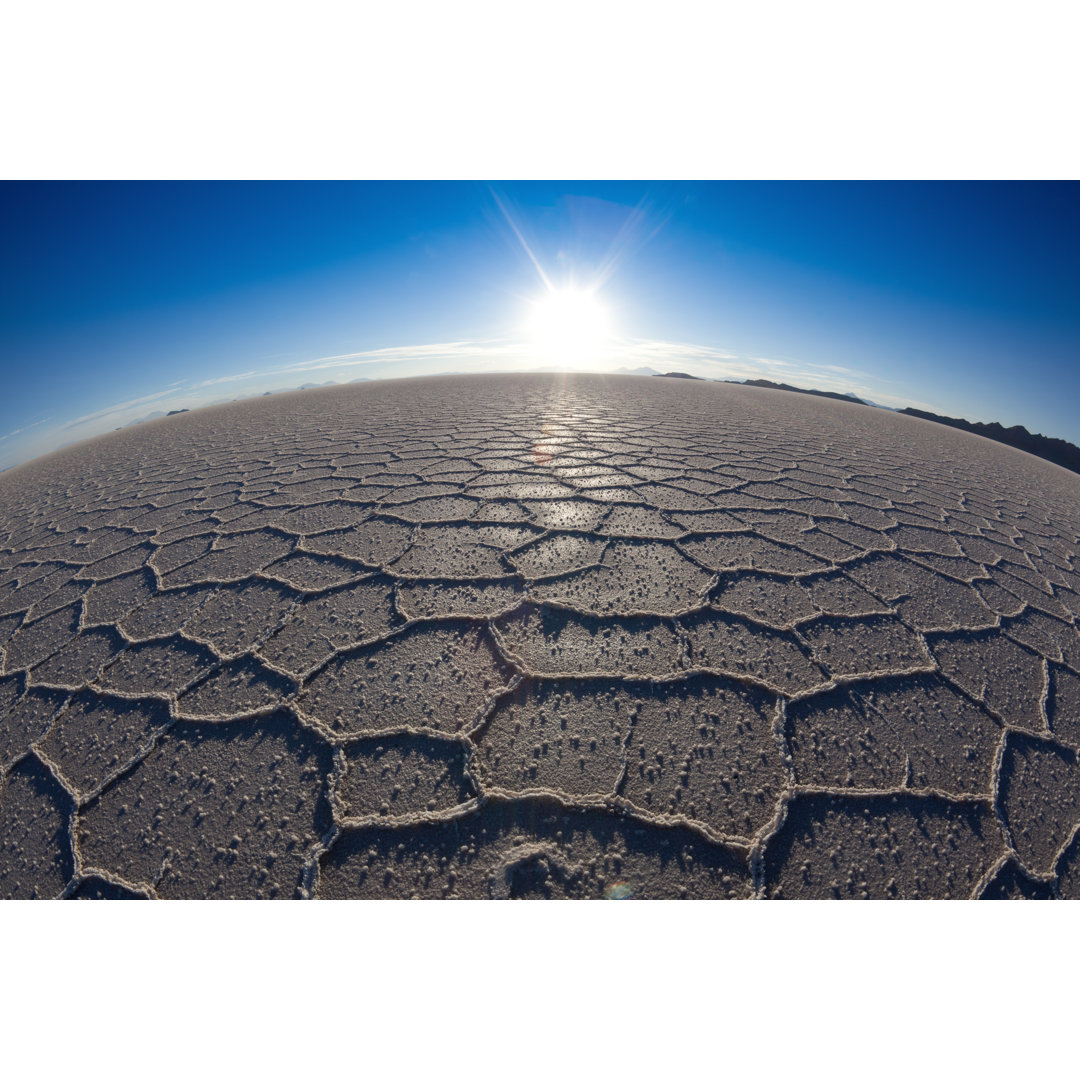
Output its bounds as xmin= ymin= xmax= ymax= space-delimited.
xmin=1 ymin=180 xmax=1078 ymax=469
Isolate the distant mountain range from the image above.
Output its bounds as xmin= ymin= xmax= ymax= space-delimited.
xmin=899 ymin=408 xmax=1080 ymax=476
xmin=732 ymin=377 xmax=1080 ymax=477
xmin=739 ymin=378 xmax=874 ymax=406
xmin=730 ymin=377 xmax=898 ymax=411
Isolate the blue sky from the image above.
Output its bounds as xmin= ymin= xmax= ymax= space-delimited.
xmin=2 ymin=181 xmax=1078 ymax=469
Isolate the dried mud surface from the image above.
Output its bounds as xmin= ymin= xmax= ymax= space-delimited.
xmin=2 ymin=373 xmax=1080 ymax=899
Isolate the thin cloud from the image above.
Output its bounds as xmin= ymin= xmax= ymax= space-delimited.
xmin=190 ymin=370 xmax=258 ymax=389
xmin=267 ymin=341 xmax=534 ymax=376
xmin=61 ymin=387 xmax=183 ymax=430
xmin=0 ymin=416 xmax=52 ymax=443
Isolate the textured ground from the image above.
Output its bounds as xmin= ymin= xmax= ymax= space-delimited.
xmin=2 ymin=373 xmax=1080 ymax=899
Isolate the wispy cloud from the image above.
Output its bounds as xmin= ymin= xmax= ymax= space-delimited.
xmin=61 ymin=387 xmax=182 ymax=430
xmin=272 ymin=341 xmax=542 ymax=376
xmin=190 ymin=370 xmax=258 ymax=389
xmin=0 ymin=416 xmax=52 ymax=443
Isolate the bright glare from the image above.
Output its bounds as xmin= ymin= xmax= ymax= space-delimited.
xmin=526 ymin=289 xmax=611 ymax=363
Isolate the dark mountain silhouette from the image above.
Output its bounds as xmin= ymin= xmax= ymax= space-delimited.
xmin=900 ymin=408 xmax=1080 ymax=476
xmin=733 ymin=377 xmax=1080 ymax=475
xmin=654 ymin=371 xmax=703 ymax=380
xmin=740 ymin=378 xmax=872 ymax=405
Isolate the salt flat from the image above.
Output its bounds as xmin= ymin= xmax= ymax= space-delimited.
xmin=2 ymin=373 xmax=1080 ymax=898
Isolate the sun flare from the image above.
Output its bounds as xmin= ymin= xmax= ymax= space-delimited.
xmin=526 ymin=288 xmax=611 ymax=363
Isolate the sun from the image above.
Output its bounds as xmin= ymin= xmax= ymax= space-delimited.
xmin=525 ymin=288 xmax=611 ymax=363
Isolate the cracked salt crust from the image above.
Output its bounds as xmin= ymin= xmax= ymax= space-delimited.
xmin=1 ymin=373 xmax=1079 ymax=898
